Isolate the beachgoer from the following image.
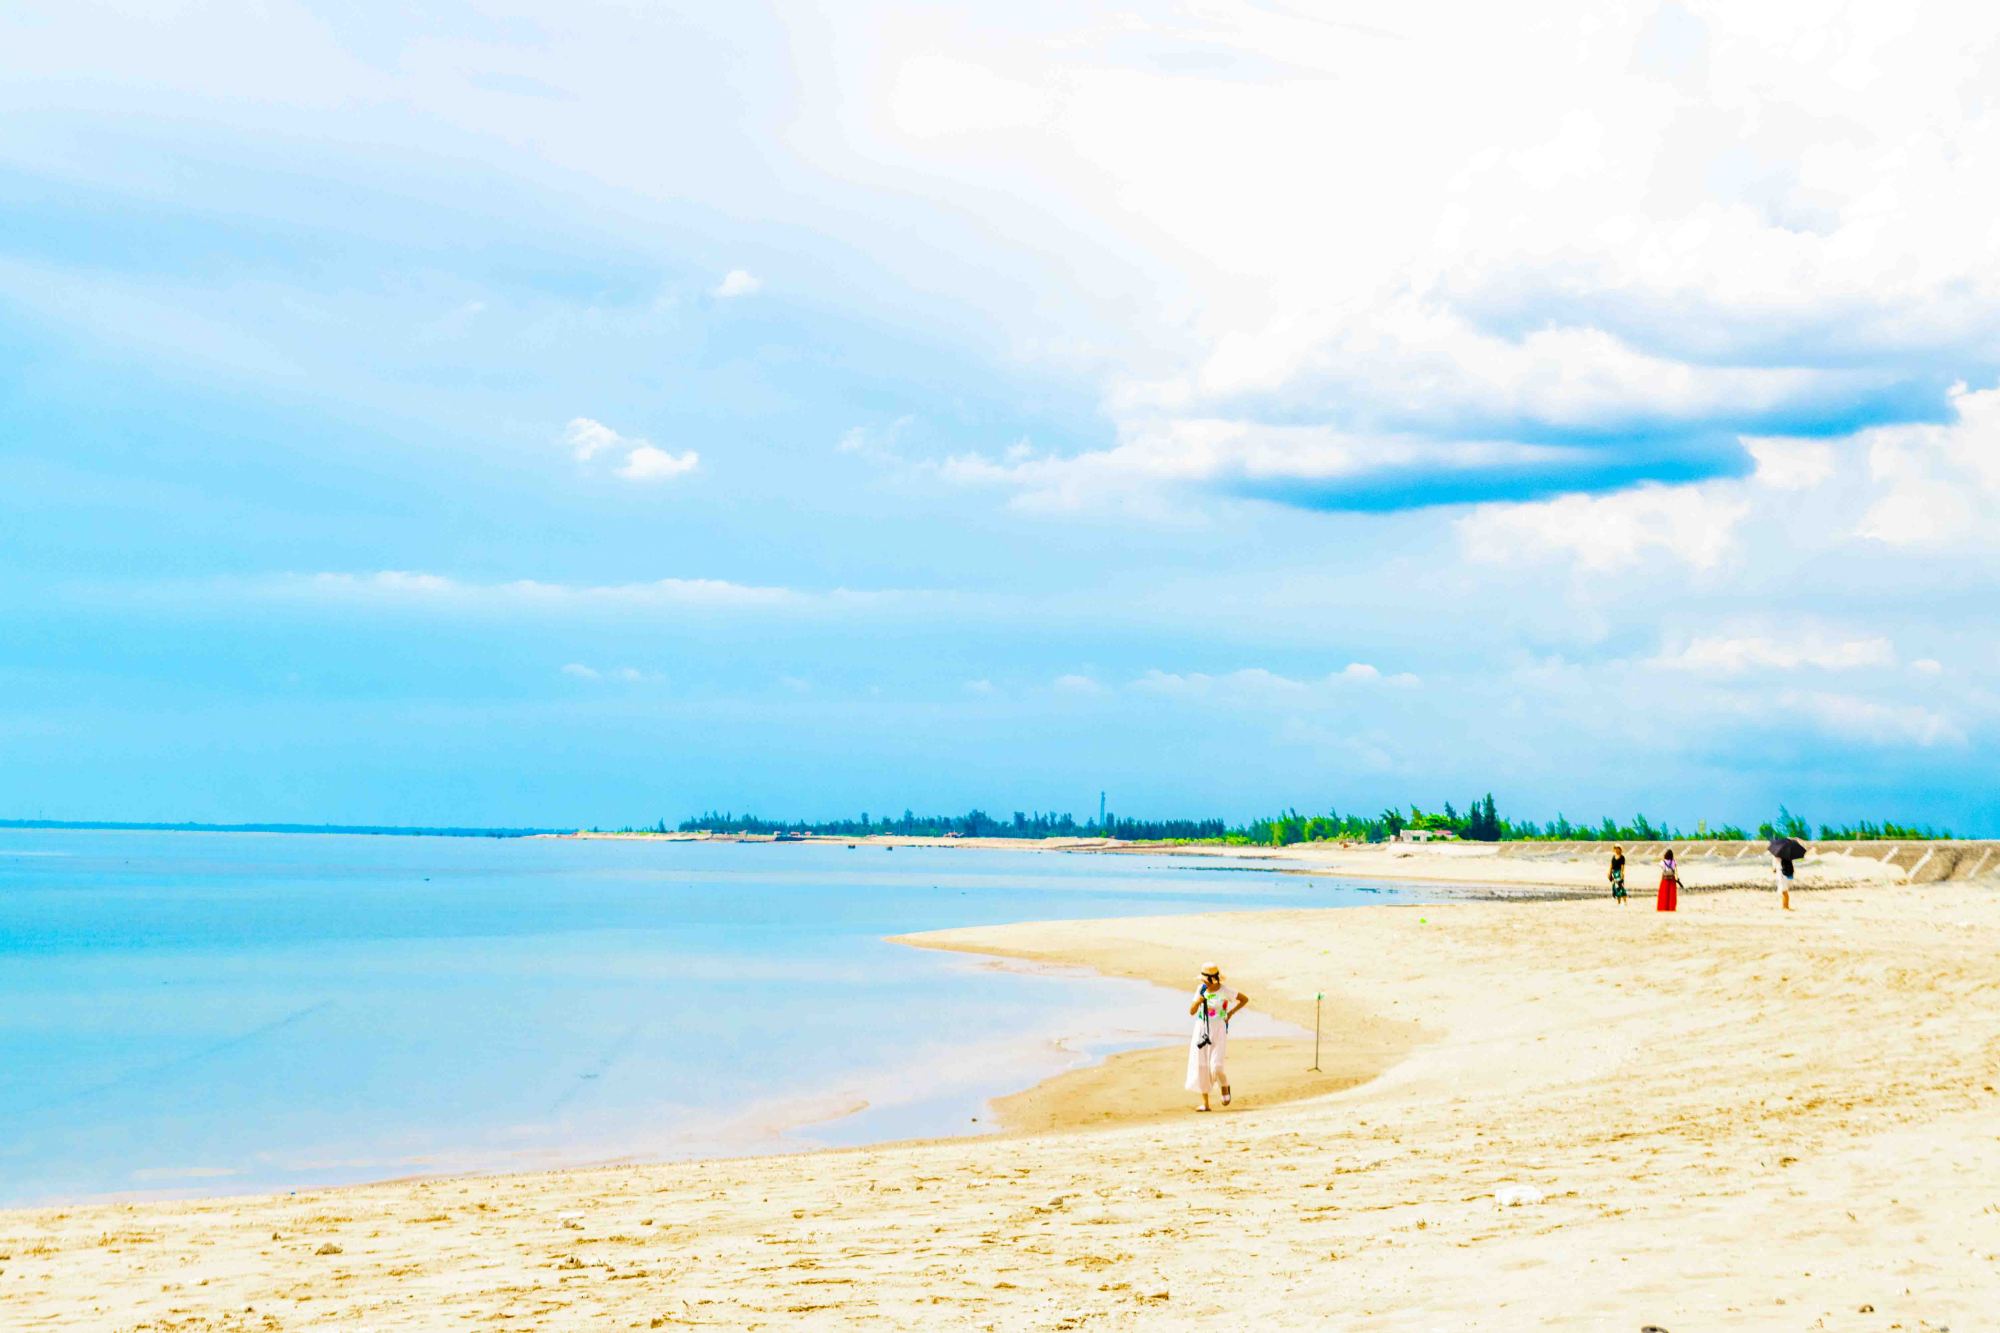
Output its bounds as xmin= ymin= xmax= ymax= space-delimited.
xmin=1187 ymin=962 xmax=1249 ymax=1112
xmin=1773 ymin=844 xmax=1799 ymax=911
xmin=1609 ymin=845 xmax=1627 ymax=904
xmin=1656 ymin=848 xmax=1680 ymax=912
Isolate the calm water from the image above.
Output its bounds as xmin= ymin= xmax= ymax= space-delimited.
xmin=0 ymin=831 xmax=1422 ymax=1205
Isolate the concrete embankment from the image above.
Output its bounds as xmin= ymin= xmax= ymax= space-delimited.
xmin=1500 ymin=839 xmax=2000 ymax=884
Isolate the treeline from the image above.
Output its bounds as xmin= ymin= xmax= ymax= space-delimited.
xmin=673 ymin=809 xmax=1228 ymax=841
xmin=666 ymin=798 xmax=1952 ymax=845
xmin=1814 ymin=818 xmax=1952 ymax=841
xmin=1238 ymin=800 xmax=1950 ymax=845
xmin=1238 ymin=796 xmax=1707 ymax=844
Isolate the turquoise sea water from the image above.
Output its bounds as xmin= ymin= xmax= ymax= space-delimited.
xmin=0 ymin=831 xmax=1422 ymax=1205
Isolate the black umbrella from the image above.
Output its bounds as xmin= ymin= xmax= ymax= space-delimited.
xmin=1768 ymin=836 xmax=1807 ymax=860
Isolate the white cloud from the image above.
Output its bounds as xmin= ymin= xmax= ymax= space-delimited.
xmin=318 ymin=570 xmax=456 ymax=595
xmin=261 ymin=571 xmax=911 ymax=614
xmin=1855 ymin=383 xmax=2000 ymax=547
xmin=962 ymin=678 xmax=997 ymax=695
xmin=1134 ymin=668 xmax=1306 ymax=698
xmin=20 ymin=3 xmax=2000 ymax=516
xmin=562 ymin=663 xmax=661 ymax=683
xmin=1745 ymin=437 xmax=1835 ymax=491
xmin=1052 ymin=673 xmax=1103 ymax=694
xmin=1457 ymin=482 xmax=1751 ymax=573
xmin=837 ymin=416 xmax=916 ymax=465
xmin=618 ymin=443 xmax=701 ymax=480
xmin=806 ymin=5 xmax=2000 ymax=511
xmin=1775 ymin=690 xmax=1964 ymax=749
xmin=935 ymin=419 xmax=1574 ymax=512
xmin=1911 ymin=658 xmax=1943 ymax=675
xmin=1131 ymin=664 xmax=1420 ymax=700
xmin=562 ymin=418 xmax=699 ymax=482
xmin=1653 ymin=635 xmax=1897 ymax=674
xmin=563 ymin=417 xmax=622 ymax=462
xmin=1443 ymin=377 xmax=2000 ymax=598
xmin=890 ymin=54 xmax=1055 ymax=139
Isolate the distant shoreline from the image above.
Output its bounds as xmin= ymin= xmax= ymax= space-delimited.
xmin=12 ymin=823 xmax=1996 ymax=888
xmin=0 ymin=819 xmax=562 ymax=838
xmin=559 ymin=828 xmax=2000 ymax=889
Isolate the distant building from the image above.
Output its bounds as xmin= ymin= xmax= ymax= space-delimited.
xmin=1396 ymin=828 xmax=1459 ymax=843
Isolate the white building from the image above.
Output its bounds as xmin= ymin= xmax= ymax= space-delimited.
xmin=1395 ymin=828 xmax=1459 ymax=843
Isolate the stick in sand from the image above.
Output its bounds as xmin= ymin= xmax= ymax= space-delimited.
xmin=1312 ymin=992 xmax=1323 ymax=1071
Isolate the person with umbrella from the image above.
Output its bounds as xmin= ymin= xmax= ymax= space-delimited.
xmin=1770 ymin=835 xmax=1806 ymax=911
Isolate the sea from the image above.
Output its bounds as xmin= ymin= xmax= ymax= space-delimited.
xmin=0 ymin=829 xmax=1423 ymax=1206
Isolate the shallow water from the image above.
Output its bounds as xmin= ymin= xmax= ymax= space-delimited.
xmin=0 ymin=831 xmax=1424 ymax=1204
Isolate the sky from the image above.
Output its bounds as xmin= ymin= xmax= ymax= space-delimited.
xmin=3 ymin=1 xmax=1997 ymax=833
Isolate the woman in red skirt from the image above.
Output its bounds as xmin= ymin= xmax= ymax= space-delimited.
xmin=1656 ymin=848 xmax=1680 ymax=912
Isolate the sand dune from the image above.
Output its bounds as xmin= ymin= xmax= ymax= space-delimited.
xmin=5 ymin=881 xmax=1997 ymax=1329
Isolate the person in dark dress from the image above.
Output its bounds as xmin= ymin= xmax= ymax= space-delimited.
xmin=1609 ymin=845 xmax=1627 ymax=904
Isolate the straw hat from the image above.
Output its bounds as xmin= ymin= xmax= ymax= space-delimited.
xmin=1200 ymin=962 xmax=1221 ymax=978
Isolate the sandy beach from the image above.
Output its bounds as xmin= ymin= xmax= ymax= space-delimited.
xmin=5 ymin=856 xmax=1997 ymax=1329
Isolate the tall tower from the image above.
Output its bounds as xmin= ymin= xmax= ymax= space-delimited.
xmin=1099 ymin=790 xmax=1106 ymax=830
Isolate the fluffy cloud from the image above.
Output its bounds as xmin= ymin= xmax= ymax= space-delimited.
xmin=562 ymin=418 xmax=699 ymax=483
xmin=17 ymin=4 xmax=1999 ymax=515
xmin=1652 ymin=635 xmax=1897 ymax=674
xmin=1855 ymin=382 xmax=2000 ymax=547
xmin=1455 ymin=378 xmax=2000 ymax=580
xmin=618 ymin=444 xmax=700 ymax=480
xmin=820 ymin=3 xmax=2000 ymax=510
xmin=563 ymin=418 xmax=622 ymax=462
xmin=1457 ymin=481 xmax=1750 ymax=572
xmin=1744 ymin=437 xmax=1836 ymax=491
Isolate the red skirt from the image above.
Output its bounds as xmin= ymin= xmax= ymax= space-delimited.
xmin=1656 ymin=874 xmax=1678 ymax=912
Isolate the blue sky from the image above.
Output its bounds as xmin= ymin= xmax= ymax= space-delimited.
xmin=4 ymin=2 xmax=1998 ymax=833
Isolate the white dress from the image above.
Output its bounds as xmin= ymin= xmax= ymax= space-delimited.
xmin=1185 ymin=985 xmax=1237 ymax=1093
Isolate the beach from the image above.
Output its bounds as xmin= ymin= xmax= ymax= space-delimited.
xmin=6 ymin=850 xmax=1997 ymax=1329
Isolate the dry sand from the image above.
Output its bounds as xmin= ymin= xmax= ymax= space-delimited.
xmin=1098 ymin=836 xmax=1919 ymax=894
xmin=5 ymin=875 xmax=1997 ymax=1330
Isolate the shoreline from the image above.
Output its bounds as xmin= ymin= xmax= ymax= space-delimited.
xmin=562 ymin=827 xmax=1991 ymax=890
xmin=895 ymin=924 xmax=1419 ymax=1138
xmin=7 ymin=882 xmax=1999 ymax=1326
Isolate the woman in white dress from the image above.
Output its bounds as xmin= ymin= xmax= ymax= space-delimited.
xmin=1186 ymin=962 xmax=1250 ymax=1111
